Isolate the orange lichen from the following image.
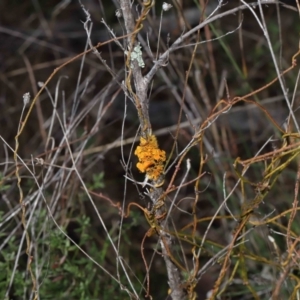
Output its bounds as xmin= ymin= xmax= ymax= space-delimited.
xmin=134 ymin=135 xmax=166 ymax=180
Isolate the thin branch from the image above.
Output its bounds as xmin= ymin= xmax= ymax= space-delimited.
xmin=146 ymin=0 xmax=288 ymax=83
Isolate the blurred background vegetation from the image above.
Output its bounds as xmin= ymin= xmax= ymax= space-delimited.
xmin=1 ymin=0 xmax=300 ymax=299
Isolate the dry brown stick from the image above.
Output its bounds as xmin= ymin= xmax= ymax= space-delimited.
xmin=119 ymin=1 xmax=188 ymax=299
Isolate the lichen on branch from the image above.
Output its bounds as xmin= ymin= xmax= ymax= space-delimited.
xmin=134 ymin=135 xmax=166 ymax=180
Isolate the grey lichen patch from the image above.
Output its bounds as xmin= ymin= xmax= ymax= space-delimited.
xmin=126 ymin=43 xmax=145 ymax=69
